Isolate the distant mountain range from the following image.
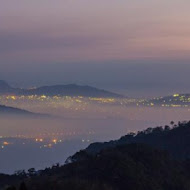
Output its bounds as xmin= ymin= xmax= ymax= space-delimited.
xmin=0 ymin=80 xmax=122 ymax=98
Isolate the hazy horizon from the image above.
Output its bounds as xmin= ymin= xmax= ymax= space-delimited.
xmin=1 ymin=61 xmax=190 ymax=98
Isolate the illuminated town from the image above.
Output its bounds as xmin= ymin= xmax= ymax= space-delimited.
xmin=0 ymin=93 xmax=190 ymax=109
xmin=0 ymin=132 xmax=93 ymax=150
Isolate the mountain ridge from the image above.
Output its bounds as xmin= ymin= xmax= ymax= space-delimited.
xmin=0 ymin=104 xmax=48 ymax=117
xmin=83 ymin=121 xmax=190 ymax=160
xmin=0 ymin=80 xmax=123 ymax=98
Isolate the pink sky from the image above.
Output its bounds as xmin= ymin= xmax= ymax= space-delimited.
xmin=1 ymin=0 xmax=190 ymax=64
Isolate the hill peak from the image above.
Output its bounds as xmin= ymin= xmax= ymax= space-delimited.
xmin=0 ymin=80 xmax=10 ymax=88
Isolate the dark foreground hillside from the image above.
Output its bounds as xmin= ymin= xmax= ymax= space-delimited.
xmin=25 ymin=144 xmax=190 ymax=190
xmin=2 ymin=121 xmax=190 ymax=190
xmin=86 ymin=121 xmax=190 ymax=160
xmin=4 ymin=143 xmax=190 ymax=190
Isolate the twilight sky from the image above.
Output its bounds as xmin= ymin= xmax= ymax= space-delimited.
xmin=1 ymin=0 xmax=190 ymax=64
xmin=1 ymin=0 xmax=190 ymax=96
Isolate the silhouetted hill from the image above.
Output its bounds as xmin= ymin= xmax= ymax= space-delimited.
xmin=0 ymin=80 xmax=123 ymax=97
xmin=5 ymin=143 xmax=190 ymax=190
xmin=85 ymin=121 xmax=190 ymax=160
xmin=0 ymin=80 xmax=14 ymax=93
xmin=22 ymin=84 xmax=122 ymax=97
xmin=0 ymin=105 xmax=33 ymax=115
xmin=2 ymin=121 xmax=190 ymax=190
xmin=0 ymin=105 xmax=48 ymax=117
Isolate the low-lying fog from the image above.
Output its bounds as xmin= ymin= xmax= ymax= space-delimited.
xmin=0 ymin=98 xmax=190 ymax=174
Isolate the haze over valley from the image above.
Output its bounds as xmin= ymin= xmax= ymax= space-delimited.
xmin=0 ymin=80 xmax=190 ymax=174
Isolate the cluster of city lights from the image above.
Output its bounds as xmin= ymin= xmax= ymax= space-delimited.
xmin=1 ymin=94 xmax=189 ymax=109
xmin=0 ymin=136 xmax=92 ymax=150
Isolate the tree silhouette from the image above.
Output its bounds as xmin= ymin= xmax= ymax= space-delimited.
xmin=19 ymin=182 xmax=27 ymax=190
